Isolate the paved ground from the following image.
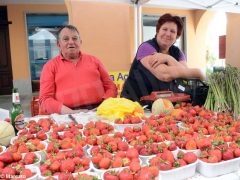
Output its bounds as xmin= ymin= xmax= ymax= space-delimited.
xmin=0 ymin=92 xmax=39 ymax=118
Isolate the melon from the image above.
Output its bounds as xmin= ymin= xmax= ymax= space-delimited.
xmin=151 ymin=98 xmax=174 ymax=115
xmin=0 ymin=121 xmax=15 ymax=146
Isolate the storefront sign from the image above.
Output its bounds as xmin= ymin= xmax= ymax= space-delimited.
xmin=109 ymin=72 xmax=129 ymax=96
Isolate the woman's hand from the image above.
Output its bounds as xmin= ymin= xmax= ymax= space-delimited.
xmin=148 ymin=53 xmax=183 ymax=69
xmin=149 ymin=58 xmax=162 ymax=69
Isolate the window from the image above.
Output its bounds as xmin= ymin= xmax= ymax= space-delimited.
xmin=26 ymin=13 xmax=68 ymax=91
xmin=142 ymin=14 xmax=186 ymax=55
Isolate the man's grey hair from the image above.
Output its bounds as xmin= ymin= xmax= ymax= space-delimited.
xmin=57 ymin=24 xmax=80 ymax=40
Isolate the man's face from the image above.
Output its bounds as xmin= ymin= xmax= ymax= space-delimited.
xmin=57 ymin=28 xmax=82 ymax=60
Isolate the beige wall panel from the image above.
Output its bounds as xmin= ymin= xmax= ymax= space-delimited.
xmin=66 ymin=1 xmax=132 ymax=71
xmin=226 ymin=13 xmax=240 ymax=68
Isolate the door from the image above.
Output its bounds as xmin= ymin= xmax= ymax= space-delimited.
xmin=0 ymin=6 xmax=13 ymax=95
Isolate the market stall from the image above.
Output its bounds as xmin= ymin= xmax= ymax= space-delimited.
xmin=1 ymin=97 xmax=240 ymax=180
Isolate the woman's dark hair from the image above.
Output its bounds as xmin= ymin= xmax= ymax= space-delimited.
xmin=156 ymin=13 xmax=184 ymax=38
xmin=57 ymin=24 xmax=80 ymax=40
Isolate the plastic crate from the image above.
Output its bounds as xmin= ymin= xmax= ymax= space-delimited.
xmin=30 ymin=96 xmax=39 ymax=116
xmin=171 ymin=79 xmax=209 ymax=106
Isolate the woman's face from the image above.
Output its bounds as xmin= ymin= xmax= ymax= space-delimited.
xmin=156 ymin=22 xmax=178 ymax=51
xmin=57 ymin=28 xmax=81 ymax=60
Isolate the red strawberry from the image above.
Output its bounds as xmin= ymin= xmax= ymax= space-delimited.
xmin=21 ymin=168 xmax=33 ymax=178
xmin=0 ymin=151 xmax=13 ymax=163
xmin=12 ymin=152 xmax=22 ymax=162
xmin=177 ymin=150 xmax=185 ymax=159
xmin=173 ymin=159 xmax=187 ymax=167
xmin=222 ymin=149 xmax=234 ymax=160
xmin=183 ymin=152 xmax=197 ymax=164
xmin=161 ymin=150 xmax=175 ymax=163
xmin=60 ymin=159 xmax=75 ymax=173
xmin=119 ymin=169 xmax=134 ymax=180
xmin=129 ymin=161 xmax=141 ymax=173
xmin=234 ymin=148 xmax=240 ymax=158
xmin=158 ymin=161 xmax=172 ymax=170
xmin=91 ymin=153 xmax=103 ymax=164
xmin=1 ymin=166 xmax=17 ymax=177
xmin=99 ymin=157 xmax=111 ymax=169
xmin=36 ymin=130 xmax=47 ymax=140
xmin=104 ymin=171 xmax=119 ymax=180
xmin=207 ymin=155 xmax=218 ymax=163
xmin=138 ymin=167 xmax=154 ymax=180
xmin=58 ymin=172 xmax=74 ymax=180
xmin=118 ymin=141 xmax=129 ymax=151
xmin=126 ymin=148 xmax=139 ymax=160
xmin=23 ymin=152 xmax=37 ymax=165
xmin=115 ymin=151 xmax=126 ymax=158
xmin=112 ymin=157 xmax=123 ymax=168
xmin=50 ymin=160 xmax=61 ymax=171
xmin=209 ymin=149 xmax=222 ymax=161
xmin=168 ymin=142 xmax=177 ymax=151
xmin=0 ymin=161 xmax=4 ymax=169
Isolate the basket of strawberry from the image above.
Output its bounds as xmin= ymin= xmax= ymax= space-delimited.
xmin=148 ymin=150 xmax=198 ymax=180
xmin=90 ymin=147 xmax=141 ymax=176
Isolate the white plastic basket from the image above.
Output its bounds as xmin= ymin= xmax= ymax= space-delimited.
xmin=26 ymin=165 xmax=40 ymax=180
xmin=197 ymin=157 xmax=240 ymax=177
xmin=114 ymin=122 xmax=143 ymax=133
xmin=156 ymin=160 xmax=198 ymax=180
xmin=23 ymin=152 xmax=41 ymax=168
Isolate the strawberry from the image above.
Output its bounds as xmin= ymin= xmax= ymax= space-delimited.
xmin=129 ymin=161 xmax=141 ymax=173
xmin=23 ymin=152 xmax=37 ymax=165
xmin=91 ymin=153 xmax=103 ymax=164
xmin=104 ymin=171 xmax=119 ymax=180
xmin=126 ymin=148 xmax=139 ymax=160
xmin=119 ymin=169 xmax=134 ymax=180
xmin=149 ymin=165 xmax=159 ymax=177
xmin=158 ymin=161 xmax=172 ymax=170
xmin=161 ymin=150 xmax=175 ymax=163
xmin=60 ymin=159 xmax=75 ymax=173
xmin=138 ymin=167 xmax=154 ymax=180
xmin=185 ymin=139 xmax=197 ymax=150
xmin=36 ymin=131 xmax=47 ymax=140
xmin=112 ymin=157 xmax=123 ymax=168
xmin=1 ymin=166 xmax=17 ymax=177
xmin=115 ymin=151 xmax=126 ymax=158
xmin=0 ymin=151 xmax=14 ymax=163
xmin=21 ymin=168 xmax=33 ymax=178
xmin=168 ymin=142 xmax=177 ymax=151
xmin=207 ymin=155 xmax=218 ymax=163
xmin=81 ymin=157 xmax=90 ymax=167
xmin=177 ymin=150 xmax=184 ymax=159
xmin=0 ymin=161 xmax=4 ymax=169
xmin=99 ymin=157 xmax=111 ymax=169
xmin=58 ymin=172 xmax=74 ymax=180
xmin=117 ymin=141 xmax=129 ymax=151
xmin=209 ymin=149 xmax=222 ymax=161
xmin=173 ymin=159 xmax=187 ymax=167
xmin=222 ymin=149 xmax=234 ymax=160
xmin=234 ymin=148 xmax=240 ymax=158
xmin=12 ymin=152 xmax=22 ymax=162
xmin=183 ymin=152 xmax=197 ymax=164
xmin=50 ymin=160 xmax=61 ymax=171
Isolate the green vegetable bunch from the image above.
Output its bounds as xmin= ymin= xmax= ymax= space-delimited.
xmin=204 ymin=65 xmax=240 ymax=120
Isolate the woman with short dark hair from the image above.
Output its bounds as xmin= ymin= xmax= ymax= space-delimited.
xmin=121 ymin=13 xmax=204 ymax=103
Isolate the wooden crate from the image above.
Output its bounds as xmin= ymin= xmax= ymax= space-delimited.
xmin=30 ymin=96 xmax=39 ymax=117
